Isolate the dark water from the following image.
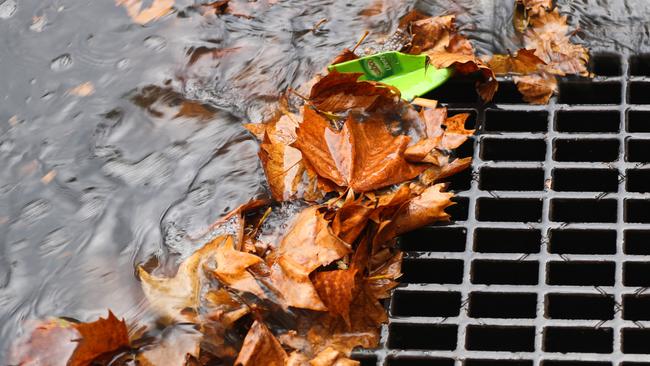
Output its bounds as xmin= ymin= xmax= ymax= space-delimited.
xmin=0 ymin=0 xmax=648 ymax=358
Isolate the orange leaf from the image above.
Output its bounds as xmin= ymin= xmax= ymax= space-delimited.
xmin=70 ymin=311 xmax=129 ymax=366
xmin=425 ymin=51 xmax=498 ymax=101
xmin=294 ymin=109 xmax=426 ymax=192
xmin=213 ymin=236 xmax=265 ymax=298
xmin=514 ymin=72 xmax=558 ymax=104
xmin=487 ymin=48 xmax=546 ymax=75
xmin=235 ymin=321 xmax=287 ymax=366
xmin=312 ymin=269 xmax=359 ymax=326
xmin=115 ymin=0 xmax=174 ymax=24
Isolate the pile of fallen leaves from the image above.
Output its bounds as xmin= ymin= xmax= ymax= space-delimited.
xmin=9 ymin=3 xmax=592 ymax=366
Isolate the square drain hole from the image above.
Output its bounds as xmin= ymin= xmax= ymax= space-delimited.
xmin=546 ymin=293 xmax=615 ymax=320
xmin=543 ymin=327 xmax=613 ymax=353
xmin=626 ymin=169 xmax=650 ymax=192
xmin=481 ymin=138 xmax=546 ymax=161
xmin=547 ymin=261 xmax=615 ymax=286
xmin=622 ymin=328 xmax=650 ymax=354
xmin=387 ymin=357 xmax=455 ymax=366
xmin=624 ymin=230 xmax=650 ymax=255
xmin=628 ymin=82 xmax=650 ymax=104
xmin=424 ymin=77 xmax=477 ymax=104
xmin=590 ymin=53 xmax=622 ymax=76
xmin=477 ymin=198 xmax=543 ymax=222
xmin=555 ymin=110 xmax=620 ymax=133
xmin=466 ymin=325 xmax=535 ymax=352
xmin=399 ymin=227 xmax=466 ymax=252
xmin=391 ymin=291 xmax=461 ymax=317
xmin=448 ymin=196 xmax=469 ymax=221
xmin=627 ymin=110 xmax=650 ymax=132
xmin=554 ymin=138 xmax=619 ymax=162
xmin=625 ymin=199 xmax=650 ymax=223
xmin=474 ymin=228 xmax=541 ymax=253
xmin=622 ymin=295 xmax=650 ymax=321
xmin=351 ymin=354 xmax=377 ymax=366
xmin=626 ymin=139 xmax=650 ymax=162
xmin=493 ymin=81 xmax=527 ymax=104
xmin=558 ymin=81 xmax=621 ymax=104
xmin=552 ymin=168 xmax=619 ymax=192
xmin=484 ymin=110 xmax=548 ymax=132
xmin=630 ymin=54 xmax=650 ymax=76
xmin=471 ymin=260 xmax=539 ymax=285
xmin=623 ymin=262 xmax=650 ymax=287
xmin=549 ymin=229 xmax=617 ymax=254
xmin=550 ymin=198 xmax=617 ymax=223
xmin=388 ymin=323 xmax=458 ymax=350
xmin=479 ymin=167 xmax=544 ymax=191
xmin=468 ymin=292 xmax=537 ymax=318
xmin=401 ymin=259 xmax=463 ymax=284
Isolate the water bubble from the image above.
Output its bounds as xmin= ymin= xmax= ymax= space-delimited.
xmin=0 ymin=0 xmax=17 ymax=19
xmin=143 ymin=35 xmax=167 ymax=52
xmin=50 ymin=53 xmax=73 ymax=71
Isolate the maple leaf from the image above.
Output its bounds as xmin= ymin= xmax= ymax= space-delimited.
xmin=514 ymin=72 xmax=558 ymax=104
xmin=425 ymin=51 xmax=498 ymax=101
xmin=312 ymin=268 xmax=359 ymax=327
xmin=138 ymin=236 xmax=224 ymax=322
xmin=487 ymin=48 xmax=547 ymax=75
xmin=308 ymin=71 xmax=401 ymax=114
xmin=115 ymin=0 xmax=174 ymax=24
xmin=269 ymin=206 xmax=351 ymax=310
xmin=294 ymin=108 xmax=426 ymax=193
xmin=212 ymin=236 xmax=265 ymax=298
xmin=234 ymin=321 xmax=288 ymax=366
xmin=374 ymin=183 xmax=454 ymax=245
xmin=10 ymin=312 xmax=129 ymax=366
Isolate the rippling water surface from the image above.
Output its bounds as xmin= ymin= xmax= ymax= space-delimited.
xmin=0 ymin=0 xmax=648 ymax=358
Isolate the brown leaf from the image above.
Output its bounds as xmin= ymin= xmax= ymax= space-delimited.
xmin=308 ymin=71 xmax=401 ymax=113
xmin=409 ymin=15 xmax=455 ymax=54
xmin=213 ymin=236 xmax=265 ymax=298
xmin=441 ymin=113 xmax=473 ymax=150
xmin=514 ymin=72 xmax=558 ymax=104
xmin=234 ymin=321 xmax=287 ymax=366
xmin=138 ymin=236 xmax=225 ymax=322
xmin=487 ymin=48 xmax=546 ymax=75
xmin=374 ymin=183 xmax=454 ymax=245
xmin=269 ymin=206 xmax=351 ymax=310
xmin=294 ymin=108 xmax=426 ymax=192
xmin=366 ymin=251 xmax=402 ymax=300
xmin=70 ymin=311 xmax=129 ymax=366
xmin=68 ymin=82 xmax=95 ymax=97
xmin=137 ymin=325 xmax=201 ymax=366
xmin=331 ymin=200 xmax=373 ymax=244
xmin=524 ymin=0 xmax=553 ymax=15
xmin=312 ymin=269 xmax=359 ymax=326
xmin=116 ymin=0 xmax=174 ymax=24
xmin=425 ymin=51 xmax=498 ymax=101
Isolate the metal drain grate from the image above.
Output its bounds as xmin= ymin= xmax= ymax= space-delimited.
xmin=352 ymin=53 xmax=650 ymax=366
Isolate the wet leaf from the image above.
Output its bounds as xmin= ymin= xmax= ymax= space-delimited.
xmin=71 ymin=311 xmax=130 ymax=366
xmin=294 ymin=108 xmax=426 ymax=192
xmin=234 ymin=321 xmax=287 ymax=366
xmin=331 ymin=200 xmax=373 ymax=244
xmin=312 ymin=268 xmax=359 ymax=326
xmin=212 ymin=236 xmax=265 ymax=298
xmin=425 ymin=51 xmax=498 ymax=101
xmin=374 ymin=183 xmax=454 ymax=245
xmin=514 ymin=72 xmax=557 ymax=104
xmin=137 ymin=325 xmax=201 ymax=366
xmin=9 ymin=318 xmax=78 ymax=366
xmin=115 ymin=0 xmax=174 ymax=24
xmin=269 ymin=206 xmax=351 ymax=310
xmin=138 ymin=236 xmax=225 ymax=322
xmin=487 ymin=48 xmax=546 ymax=75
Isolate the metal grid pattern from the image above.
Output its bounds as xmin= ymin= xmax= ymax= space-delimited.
xmin=353 ymin=53 xmax=650 ymax=366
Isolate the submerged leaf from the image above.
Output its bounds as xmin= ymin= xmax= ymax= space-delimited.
xmin=115 ymin=0 xmax=174 ymax=24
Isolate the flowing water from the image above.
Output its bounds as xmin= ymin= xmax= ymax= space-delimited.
xmin=0 ymin=0 xmax=648 ymax=359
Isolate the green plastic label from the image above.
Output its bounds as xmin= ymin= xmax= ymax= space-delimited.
xmin=360 ymin=52 xmax=400 ymax=80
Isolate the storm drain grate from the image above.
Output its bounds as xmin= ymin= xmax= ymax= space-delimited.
xmin=352 ymin=53 xmax=650 ymax=366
